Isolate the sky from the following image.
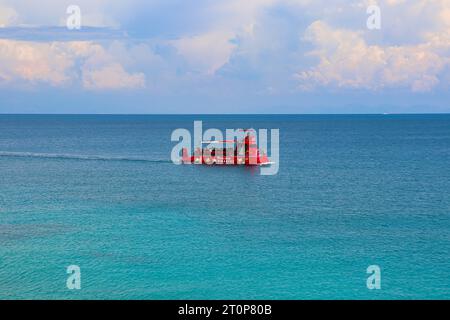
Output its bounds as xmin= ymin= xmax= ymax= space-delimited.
xmin=0 ymin=0 xmax=449 ymax=114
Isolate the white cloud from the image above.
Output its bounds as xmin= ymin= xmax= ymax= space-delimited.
xmin=297 ymin=0 xmax=450 ymax=93
xmin=82 ymin=63 xmax=145 ymax=90
xmin=0 ymin=0 xmax=130 ymax=27
xmin=171 ymin=31 xmax=237 ymax=75
xmin=0 ymin=39 xmax=73 ymax=85
xmin=0 ymin=39 xmax=147 ymax=90
xmin=169 ymin=0 xmax=281 ymax=75
xmin=70 ymin=41 xmax=146 ymax=90
xmin=2 ymin=0 xmax=450 ymax=95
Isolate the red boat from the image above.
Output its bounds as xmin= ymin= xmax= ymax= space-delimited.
xmin=182 ymin=131 xmax=271 ymax=166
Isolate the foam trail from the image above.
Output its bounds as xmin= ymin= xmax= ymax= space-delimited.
xmin=0 ymin=151 xmax=171 ymax=164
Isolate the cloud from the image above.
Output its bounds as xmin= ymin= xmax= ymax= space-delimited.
xmin=168 ymin=0 xmax=280 ymax=75
xmin=170 ymin=31 xmax=237 ymax=75
xmin=0 ymin=0 xmax=129 ymax=27
xmin=296 ymin=0 xmax=450 ymax=92
xmin=0 ymin=26 xmax=128 ymax=42
xmin=1 ymin=0 xmax=450 ymax=97
xmin=0 ymin=39 xmax=74 ymax=85
xmin=82 ymin=63 xmax=145 ymax=90
xmin=0 ymin=39 xmax=147 ymax=90
xmin=75 ymin=41 xmax=146 ymax=89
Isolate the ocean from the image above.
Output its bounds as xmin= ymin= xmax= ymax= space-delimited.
xmin=0 ymin=114 xmax=449 ymax=299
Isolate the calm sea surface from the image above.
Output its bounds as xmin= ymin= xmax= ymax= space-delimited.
xmin=0 ymin=114 xmax=449 ymax=299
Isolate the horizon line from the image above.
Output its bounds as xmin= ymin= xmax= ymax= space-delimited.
xmin=1 ymin=112 xmax=450 ymax=116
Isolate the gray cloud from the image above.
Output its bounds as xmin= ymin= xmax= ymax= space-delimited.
xmin=0 ymin=26 xmax=128 ymax=42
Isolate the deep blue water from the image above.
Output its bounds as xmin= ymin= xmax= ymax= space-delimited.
xmin=0 ymin=114 xmax=449 ymax=299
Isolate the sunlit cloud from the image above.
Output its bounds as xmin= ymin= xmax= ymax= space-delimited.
xmin=0 ymin=39 xmax=147 ymax=90
xmin=296 ymin=20 xmax=450 ymax=92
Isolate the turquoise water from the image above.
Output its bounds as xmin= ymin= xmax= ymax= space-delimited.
xmin=0 ymin=114 xmax=449 ymax=299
